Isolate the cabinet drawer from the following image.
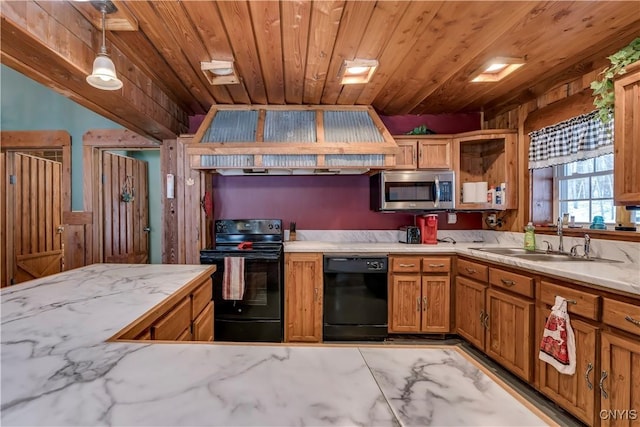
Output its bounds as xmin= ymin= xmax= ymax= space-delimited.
xmin=602 ymin=297 xmax=640 ymax=336
xmin=391 ymin=257 xmax=421 ymax=273
xmin=457 ymin=258 xmax=488 ymax=282
xmin=489 ymin=268 xmax=533 ymax=298
xmin=422 ymin=257 xmax=450 ymax=273
xmin=192 ymin=280 xmax=212 ymax=319
xmin=539 ymin=281 xmax=600 ymax=321
xmin=152 ymin=297 xmax=191 ymax=341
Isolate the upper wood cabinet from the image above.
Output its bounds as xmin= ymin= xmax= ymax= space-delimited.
xmin=613 ymin=60 xmax=640 ymax=205
xmin=393 ymin=135 xmax=453 ymax=170
xmin=284 ymin=252 xmax=323 ymax=343
xmin=453 ymin=130 xmax=518 ymax=210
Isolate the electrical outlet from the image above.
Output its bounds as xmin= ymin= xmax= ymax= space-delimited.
xmin=447 ymin=212 xmax=457 ymax=224
xmin=487 ymin=214 xmax=497 ymax=226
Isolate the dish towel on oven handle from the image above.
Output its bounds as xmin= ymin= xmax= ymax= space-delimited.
xmin=539 ymin=296 xmax=576 ymax=375
xmin=222 ymin=257 xmax=245 ymax=300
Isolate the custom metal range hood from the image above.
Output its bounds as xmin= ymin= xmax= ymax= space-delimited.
xmin=185 ymin=105 xmax=400 ymax=175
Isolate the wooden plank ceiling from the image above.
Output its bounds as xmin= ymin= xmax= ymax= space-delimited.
xmin=1 ymin=1 xmax=639 ymax=140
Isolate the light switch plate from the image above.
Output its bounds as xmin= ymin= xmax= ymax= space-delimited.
xmin=447 ymin=212 xmax=457 ymax=224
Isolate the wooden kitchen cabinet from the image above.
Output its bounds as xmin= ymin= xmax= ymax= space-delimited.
xmin=388 ymin=256 xmax=451 ymax=333
xmin=392 ymin=136 xmax=453 ymax=170
xmin=536 ymin=306 xmax=599 ymax=426
xmin=600 ymin=331 xmax=640 ymax=427
xmin=453 ymin=130 xmax=517 ymax=210
xmin=455 ymin=261 xmax=488 ymax=349
xmin=284 ymin=252 xmax=323 ymax=343
xmin=613 ymin=60 xmax=640 ymax=205
xmin=485 ymin=288 xmax=534 ymax=382
xmin=111 ymin=271 xmax=215 ymax=342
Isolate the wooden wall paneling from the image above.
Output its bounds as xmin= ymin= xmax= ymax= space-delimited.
xmin=1 ymin=152 xmax=8 ymax=287
xmin=149 ymin=1 xmax=233 ymax=105
xmin=176 ymin=136 xmax=204 ymax=264
xmin=356 ymin=2 xmax=442 ymax=105
xmin=248 ymin=1 xmax=285 ymax=104
xmin=303 ymin=1 xmax=345 ymax=104
xmin=176 ymin=138 xmax=187 ymax=264
xmin=389 ymin=1 xmax=536 ymax=114
xmin=319 ymin=1 xmax=376 ymax=105
xmin=280 ymin=1 xmax=311 ymax=104
xmin=181 ymin=1 xmax=251 ymax=104
xmin=530 ymin=167 xmax=554 ymax=226
xmin=162 ymin=139 xmax=178 ymax=264
xmin=336 ymin=1 xmax=409 ymax=105
xmin=1 ymin=1 xmax=184 ymax=140
xmin=216 ymin=1 xmax=267 ymax=104
xmin=62 ymin=211 xmax=93 ymax=270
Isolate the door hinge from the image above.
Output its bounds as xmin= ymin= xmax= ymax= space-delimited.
xmin=9 ymin=175 xmax=16 ymax=184
xmin=101 ymin=174 xmax=106 ymax=185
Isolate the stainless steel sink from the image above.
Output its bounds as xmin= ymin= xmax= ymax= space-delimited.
xmin=470 ymin=247 xmax=623 ymax=263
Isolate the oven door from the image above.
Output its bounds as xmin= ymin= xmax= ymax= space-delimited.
xmin=212 ymin=256 xmax=282 ymax=320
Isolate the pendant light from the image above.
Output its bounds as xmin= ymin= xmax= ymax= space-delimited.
xmin=86 ymin=1 xmax=122 ymax=90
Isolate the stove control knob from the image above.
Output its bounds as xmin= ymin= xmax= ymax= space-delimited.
xmin=268 ymin=224 xmax=273 ymax=229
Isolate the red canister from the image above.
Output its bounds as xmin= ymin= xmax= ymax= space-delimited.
xmin=423 ymin=214 xmax=438 ymax=244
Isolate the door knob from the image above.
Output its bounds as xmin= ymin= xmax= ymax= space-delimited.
xmin=56 ymin=226 xmax=64 ymax=234
xmin=143 ymin=227 xmax=151 ymax=232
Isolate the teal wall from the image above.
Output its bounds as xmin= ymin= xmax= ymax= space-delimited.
xmin=1 ymin=64 xmax=162 ymax=263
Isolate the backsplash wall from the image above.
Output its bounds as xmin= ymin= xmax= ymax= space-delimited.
xmin=212 ymin=174 xmax=482 ymax=230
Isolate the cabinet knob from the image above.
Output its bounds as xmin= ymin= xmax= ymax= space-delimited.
xmin=500 ymin=278 xmax=515 ymax=287
xmin=429 ymin=264 xmax=445 ymax=268
xmin=416 ymin=297 xmax=421 ymax=312
xmin=465 ymin=267 xmax=477 ymax=274
xmin=400 ymin=263 xmax=416 ymax=268
xmin=422 ymin=296 xmax=427 ymax=311
xmin=625 ymin=315 xmax=640 ymax=327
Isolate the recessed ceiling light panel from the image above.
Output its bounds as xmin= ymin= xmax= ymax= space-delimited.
xmin=340 ymin=59 xmax=378 ymax=84
xmin=201 ymin=60 xmax=239 ymax=85
xmin=471 ymin=57 xmax=525 ymax=82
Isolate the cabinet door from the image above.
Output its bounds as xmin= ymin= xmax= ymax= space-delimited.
xmin=600 ymin=332 xmax=640 ymax=427
xmin=284 ymin=253 xmax=323 ymax=342
xmin=151 ymin=297 xmax=191 ymax=341
xmin=537 ymin=306 xmax=598 ymax=426
xmin=394 ymin=140 xmax=418 ymax=169
xmin=193 ymin=301 xmax=214 ymax=341
xmin=614 ymin=62 xmax=640 ymax=205
xmin=421 ymin=275 xmax=450 ymax=333
xmin=485 ymin=288 xmax=534 ymax=382
xmin=389 ymin=273 xmax=422 ymax=333
xmin=418 ymin=139 xmax=452 ymax=169
xmin=455 ymin=276 xmax=487 ymax=349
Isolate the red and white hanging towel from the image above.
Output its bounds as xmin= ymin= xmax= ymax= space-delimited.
xmin=539 ymin=296 xmax=576 ymax=375
xmin=222 ymin=257 xmax=245 ymax=300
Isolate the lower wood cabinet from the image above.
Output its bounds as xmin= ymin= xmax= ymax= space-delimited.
xmin=537 ymin=306 xmax=598 ymax=426
xmin=455 ymin=275 xmax=487 ymax=349
xmin=388 ymin=256 xmax=451 ymax=334
xmin=113 ymin=271 xmax=215 ymax=343
xmin=485 ymin=288 xmax=534 ymax=382
xmin=600 ymin=332 xmax=640 ymax=427
xmin=284 ymin=252 xmax=323 ymax=343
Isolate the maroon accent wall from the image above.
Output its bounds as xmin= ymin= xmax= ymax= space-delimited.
xmin=212 ymin=175 xmax=482 ymax=230
xmin=188 ymin=112 xmax=481 ymax=135
xmin=379 ymin=113 xmax=481 ymax=135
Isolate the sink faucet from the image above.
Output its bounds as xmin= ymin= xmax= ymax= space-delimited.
xmin=557 ymin=217 xmax=564 ymax=253
xmin=584 ymin=234 xmax=591 ymax=259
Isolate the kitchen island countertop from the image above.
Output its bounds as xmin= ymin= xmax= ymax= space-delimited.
xmin=285 ymin=241 xmax=640 ymax=296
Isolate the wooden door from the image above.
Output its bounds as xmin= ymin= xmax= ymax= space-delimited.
xmin=421 ymin=275 xmax=450 ymax=333
xmin=455 ymin=276 xmax=487 ymax=349
xmin=537 ymin=306 xmax=598 ymax=426
xmin=284 ymin=253 xmax=323 ymax=342
xmin=102 ymin=151 xmax=149 ymax=263
xmin=7 ymin=153 xmax=63 ymax=284
xmin=600 ymin=332 xmax=640 ymax=427
xmin=389 ymin=273 xmax=422 ymax=333
xmin=485 ymin=288 xmax=534 ymax=382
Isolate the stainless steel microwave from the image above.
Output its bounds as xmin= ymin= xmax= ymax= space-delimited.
xmin=370 ymin=170 xmax=455 ymax=211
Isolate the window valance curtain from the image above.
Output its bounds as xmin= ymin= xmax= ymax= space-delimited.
xmin=528 ymin=110 xmax=614 ymax=169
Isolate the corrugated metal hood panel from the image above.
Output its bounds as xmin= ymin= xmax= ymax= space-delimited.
xmin=186 ymin=105 xmax=399 ymax=174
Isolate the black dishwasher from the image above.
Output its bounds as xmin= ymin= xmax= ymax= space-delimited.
xmin=323 ymin=255 xmax=388 ymax=341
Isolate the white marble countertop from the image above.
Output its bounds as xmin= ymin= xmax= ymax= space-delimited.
xmin=1 ymin=263 xmax=550 ymax=426
xmin=284 ymin=241 xmax=640 ymax=296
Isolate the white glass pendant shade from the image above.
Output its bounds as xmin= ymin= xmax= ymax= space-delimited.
xmin=86 ymin=53 xmax=123 ymax=90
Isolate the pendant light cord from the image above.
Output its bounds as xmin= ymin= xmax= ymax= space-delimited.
xmin=100 ymin=4 xmax=107 ymax=55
